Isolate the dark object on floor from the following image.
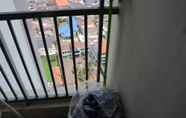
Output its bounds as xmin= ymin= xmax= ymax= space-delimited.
xmin=69 ymin=89 xmax=124 ymax=118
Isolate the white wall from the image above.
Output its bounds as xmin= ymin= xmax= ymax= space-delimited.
xmin=106 ymin=0 xmax=119 ymax=88
xmin=13 ymin=0 xmax=28 ymax=11
xmin=111 ymin=0 xmax=186 ymax=118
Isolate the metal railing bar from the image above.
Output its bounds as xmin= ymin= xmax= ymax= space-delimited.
xmin=0 ymin=86 xmax=8 ymax=101
xmin=38 ymin=18 xmax=58 ymax=96
xmin=84 ymin=15 xmax=88 ymax=81
xmin=97 ymin=0 xmax=105 ymax=82
xmin=22 ymin=19 xmax=49 ymax=98
xmin=0 ymin=7 xmax=119 ymax=20
xmin=100 ymin=66 xmax=104 ymax=78
xmin=53 ymin=16 xmax=69 ymax=96
xmin=69 ymin=16 xmax=78 ymax=91
xmin=0 ymin=39 xmax=28 ymax=100
xmin=0 ymin=65 xmax=18 ymax=100
xmin=7 ymin=20 xmax=39 ymax=99
xmin=104 ymin=0 xmax=113 ymax=86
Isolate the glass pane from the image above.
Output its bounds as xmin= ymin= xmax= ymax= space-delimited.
xmin=57 ymin=16 xmax=76 ymax=95
xmin=87 ymin=15 xmax=99 ymax=89
xmin=29 ymin=18 xmax=56 ymax=97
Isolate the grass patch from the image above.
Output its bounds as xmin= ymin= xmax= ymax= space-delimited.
xmin=41 ymin=55 xmax=60 ymax=82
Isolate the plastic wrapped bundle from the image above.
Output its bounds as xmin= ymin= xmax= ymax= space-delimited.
xmin=68 ymin=88 xmax=124 ymax=118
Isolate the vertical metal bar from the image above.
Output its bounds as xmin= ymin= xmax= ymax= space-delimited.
xmin=0 ymin=65 xmax=18 ymax=100
xmin=7 ymin=20 xmax=38 ymax=99
xmin=38 ymin=18 xmax=58 ymax=96
xmin=22 ymin=19 xmax=49 ymax=98
xmin=53 ymin=16 xmax=68 ymax=96
xmin=0 ymin=86 xmax=8 ymax=101
xmin=0 ymin=39 xmax=28 ymax=100
xmin=84 ymin=15 xmax=88 ymax=81
xmin=69 ymin=16 xmax=78 ymax=91
xmin=97 ymin=0 xmax=105 ymax=82
xmin=104 ymin=0 xmax=113 ymax=86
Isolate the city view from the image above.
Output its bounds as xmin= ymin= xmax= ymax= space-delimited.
xmin=27 ymin=0 xmax=109 ymax=95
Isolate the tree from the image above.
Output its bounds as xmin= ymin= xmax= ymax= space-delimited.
xmin=74 ymin=61 xmax=95 ymax=82
xmin=76 ymin=65 xmax=86 ymax=82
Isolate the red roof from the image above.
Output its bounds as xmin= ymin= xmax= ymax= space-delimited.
xmin=74 ymin=41 xmax=84 ymax=49
xmin=88 ymin=22 xmax=96 ymax=28
xmin=60 ymin=41 xmax=71 ymax=51
xmin=52 ymin=67 xmax=64 ymax=85
xmin=60 ymin=41 xmax=85 ymax=51
xmin=55 ymin=0 xmax=69 ymax=7
xmin=102 ymin=39 xmax=107 ymax=54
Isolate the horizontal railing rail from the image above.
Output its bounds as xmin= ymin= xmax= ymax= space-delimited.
xmin=0 ymin=3 xmax=119 ymax=103
xmin=0 ymin=7 xmax=119 ymax=20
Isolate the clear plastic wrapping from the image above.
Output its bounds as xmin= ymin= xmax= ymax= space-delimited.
xmin=68 ymin=81 xmax=124 ymax=118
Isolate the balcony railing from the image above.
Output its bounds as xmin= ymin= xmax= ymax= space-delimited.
xmin=0 ymin=2 xmax=119 ymax=103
